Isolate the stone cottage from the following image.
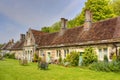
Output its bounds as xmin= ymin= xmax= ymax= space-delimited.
xmin=23 ymin=10 xmax=120 ymax=62
xmin=10 ymin=34 xmax=25 ymax=59
xmin=0 ymin=39 xmax=14 ymax=56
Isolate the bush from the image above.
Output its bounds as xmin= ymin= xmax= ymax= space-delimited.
xmin=66 ymin=51 xmax=79 ymax=66
xmin=33 ymin=53 xmax=38 ymax=62
xmin=4 ymin=53 xmax=10 ymax=58
xmin=89 ymin=61 xmax=120 ymax=72
xmin=0 ymin=54 xmax=3 ymax=60
xmin=82 ymin=47 xmax=98 ymax=66
xmin=58 ymin=55 xmax=62 ymax=64
xmin=4 ymin=53 xmax=15 ymax=59
xmin=116 ymin=55 xmax=120 ymax=62
xmin=38 ymin=61 xmax=49 ymax=70
xmin=38 ymin=57 xmax=42 ymax=63
xmin=112 ymin=53 xmax=117 ymax=61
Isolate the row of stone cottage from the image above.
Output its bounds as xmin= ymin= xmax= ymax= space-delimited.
xmin=0 ymin=10 xmax=120 ymax=62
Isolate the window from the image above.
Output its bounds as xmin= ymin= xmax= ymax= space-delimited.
xmin=40 ymin=50 xmax=44 ymax=56
xmin=98 ymin=48 xmax=108 ymax=60
xmin=56 ymin=50 xmax=59 ymax=57
xmin=99 ymin=49 xmax=102 ymax=60
xmin=103 ymin=48 xmax=107 ymax=55
xmin=56 ymin=50 xmax=61 ymax=57
xmin=64 ymin=49 xmax=69 ymax=57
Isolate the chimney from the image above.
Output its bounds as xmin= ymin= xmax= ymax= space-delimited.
xmin=11 ymin=39 xmax=14 ymax=43
xmin=59 ymin=18 xmax=68 ymax=36
xmin=84 ymin=10 xmax=92 ymax=31
xmin=9 ymin=39 xmax=14 ymax=44
xmin=20 ymin=34 xmax=25 ymax=41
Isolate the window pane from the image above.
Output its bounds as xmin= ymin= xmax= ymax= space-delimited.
xmin=99 ymin=49 xmax=102 ymax=60
xmin=103 ymin=48 xmax=107 ymax=55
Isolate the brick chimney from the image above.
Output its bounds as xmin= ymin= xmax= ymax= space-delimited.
xmin=20 ymin=34 xmax=25 ymax=41
xmin=59 ymin=18 xmax=68 ymax=36
xmin=9 ymin=39 xmax=14 ymax=44
xmin=84 ymin=10 xmax=92 ymax=31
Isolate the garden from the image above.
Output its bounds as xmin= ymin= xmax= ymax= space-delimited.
xmin=0 ymin=59 xmax=120 ymax=80
xmin=0 ymin=47 xmax=120 ymax=80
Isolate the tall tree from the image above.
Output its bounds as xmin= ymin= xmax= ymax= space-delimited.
xmin=110 ymin=0 xmax=120 ymax=16
xmin=41 ymin=27 xmax=50 ymax=33
xmin=41 ymin=0 xmax=116 ymax=32
xmin=68 ymin=0 xmax=116 ymax=27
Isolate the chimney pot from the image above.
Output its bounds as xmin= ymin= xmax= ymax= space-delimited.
xmin=20 ymin=34 xmax=25 ymax=41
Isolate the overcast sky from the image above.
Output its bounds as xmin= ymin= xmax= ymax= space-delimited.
xmin=0 ymin=0 xmax=86 ymax=44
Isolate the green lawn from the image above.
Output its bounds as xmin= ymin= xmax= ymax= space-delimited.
xmin=0 ymin=59 xmax=120 ymax=80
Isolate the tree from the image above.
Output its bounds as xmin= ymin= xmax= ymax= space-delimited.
xmin=82 ymin=47 xmax=97 ymax=66
xmin=68 ymin=0 xmax=116 ymax=27
xmin=41 ymin=0 xmax=116 ymax=32
xmin=66 ymin=51 xmax=79 ymax=66
xmin=41 ymin=27 xmax=50 ymax=33
xmin=110 ymin=0 xmax=120 ymax=16
xmin=41 ymin=21 xmax=61 ymax=33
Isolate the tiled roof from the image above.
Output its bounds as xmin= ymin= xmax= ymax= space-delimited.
xmin=0 ymin=44 xmax=5 ymax=50
xmin=11 ymin=40 xmax=25 ymax=50
xmin=30 ymin=29 xmax=48 ymax=45
xmin=1 ymin=42 xmax=14 ymax=50
xmin=32 ymin=16 xmax=120 ymax=48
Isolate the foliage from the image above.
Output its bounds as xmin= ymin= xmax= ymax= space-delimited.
xmin=70 ymin=0 xmax=115 ymax=27
xmin=19 ymin=59 xmax=28 ymax=66
xmin=41 ymin=0 xmax=116 ymax=33
xmin=41 ymin=27 xmax=50 ymax=33
xmin=41 ymin=21 xmax=61 ymax=33
xmin=38 ymin=61 xmax=49 ymax=70
xmin=33 ymin=53 xmax=38 ymax=62
xmin=112 ymin=53 xmax=117 ymax=61
xmin=0 ymin=54 xmax=3 ymax=60
xmin=82 ymin=47 xmax=97 ymax=66
xmin=58 ymin=54 xmax=62 ymax=64
xmin=65 ymin=51 xmax=79 ymax=66
xmin=110 ymin=0 xmax=120 ymax=16
xmin=89 ymin=61 xmax=120 ymax=72
xmin=38 ymin=57 xmax=42 ymax=63
xmin=4 ymin=53 xmax=15 ymax=59
xmin=116 ymin=55 xmax=120 ymax=62
xmin=1 ymin=59 xmax=120 ymax=80
xmin=104 ymin=55 xmax=109 ymax=62
xmin=0 ymin=44 xmax=3 ymax=48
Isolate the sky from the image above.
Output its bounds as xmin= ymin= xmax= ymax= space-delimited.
xmin=0 ymin=0 xmax=87 ymax=44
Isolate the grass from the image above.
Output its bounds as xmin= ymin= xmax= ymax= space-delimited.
xmin=0 ymin=59 xmax=120 ymax=80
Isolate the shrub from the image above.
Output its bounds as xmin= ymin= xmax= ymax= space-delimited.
xmin=58 ymin=55 xmax=62 ymax=64
xmin=0 ymin=54 xmax=3 ymax=60
xmin=4 ymin=53 xmax=10 ymax=58
xmin=112 ymin=53 xmax=117 ymax=61
xmin=89 ymin=61 xmax=120 ymax=72
xmin=66 ymin=51 xmax=79 ymax=66
xmin=9 ymin=53 xmax=15 ymax=59
xmin=38 ymin=57 xmax=42 ymax=63
xmin=116 ymin=55 xmax=120 ymax=62
xmin=82 ymin=47 xmax=98 ymax=66
xmin=4 ymin=53 xmax=15 ymax=59
xmin=38 ymin=61 xmax=49 ymax=70
xmin=33 ymin=53 xmax=38 ymax=62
